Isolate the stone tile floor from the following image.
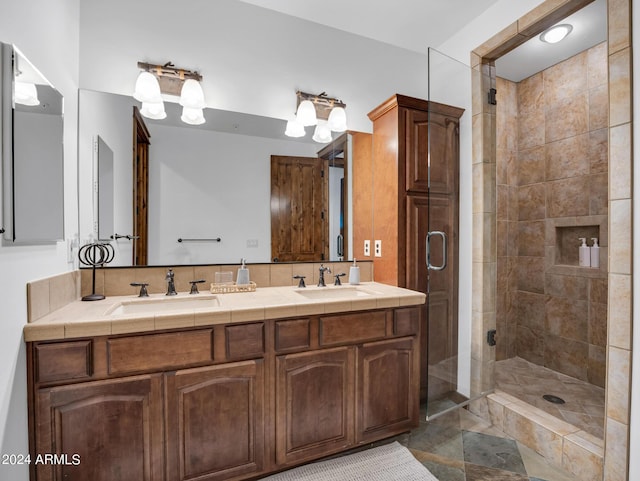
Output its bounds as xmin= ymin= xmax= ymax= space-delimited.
xmin=494 ymin=357 xmax=605 ymax=439
xmin=394 ymin=405 xmax=578 ymax=481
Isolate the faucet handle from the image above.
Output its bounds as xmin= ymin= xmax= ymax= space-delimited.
xmin=130 ymin=282 xmax=149 ymax=297
xmin=334 ymin=273 xmax=346 ymax=286
xmin=189 ymin=279 xmax=206 ymax=294
xmin=293 ymin=275 xmax=306 ymax=288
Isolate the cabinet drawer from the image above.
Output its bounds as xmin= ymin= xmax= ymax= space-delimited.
xmin=394 ymin=307 xmax=420 ymax=336
xmin=226 ymin=322 xmax=264 ymax=360
xmin=35 ymin=340 xmax=93 ymax=383
xmin=319 ymin=311 xmax=387 ymax=346
xmin=275 ymin=318 xmax=311 ymax=352
xmin=107 ymin=330 xmax=213 ymax=375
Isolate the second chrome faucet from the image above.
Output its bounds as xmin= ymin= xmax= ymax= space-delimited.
xmin=318 ymin=264 xmax=331 ymax=287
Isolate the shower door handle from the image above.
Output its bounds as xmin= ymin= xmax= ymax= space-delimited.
xmin=426 ymin=230 xmax=447 ymax=271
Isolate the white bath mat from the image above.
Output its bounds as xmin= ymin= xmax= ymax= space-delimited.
xmin=259 ymin=442 xmax=438 ymax=481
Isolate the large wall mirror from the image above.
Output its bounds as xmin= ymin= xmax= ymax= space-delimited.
xmin=1 ymin=42 xmax=64 ymax=244
xmin=78 ymin=89 xmax=360 ymax=266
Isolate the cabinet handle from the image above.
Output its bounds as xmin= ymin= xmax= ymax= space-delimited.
xmin=426 ymin=231 xmax=447 ymax=271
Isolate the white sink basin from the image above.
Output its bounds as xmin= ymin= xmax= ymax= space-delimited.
xmin=106 ymin=295 xmax=220 ymax=316
xmin=294 ymin=286 xmax=374 ymax=300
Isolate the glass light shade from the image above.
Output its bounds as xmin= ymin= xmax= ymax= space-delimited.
xmin=14 ymin=81 xmax=39 ymax=106
xmin=133 ymin=71 xmax=162 ymax=103
xmin=284 ymin=118 xmax=305 ymax=138
xmin=312 ymin=120 xmax=332 ymax=143
xmin=179 ymin=78 xmax=206 ymax=109
xmin=181 ymin=106 xmax=206 ymax=125
xmin=140 ymin=101 xmax=167 ymax=120
xmin=327 ymin=106 xmax=347 ymax=132
xmin=540 ymin=24 xmax=573 ymax=44
xmin=296 ymin=99 xmax=317 ymax=126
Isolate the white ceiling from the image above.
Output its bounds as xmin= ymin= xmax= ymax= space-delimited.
xmin=238 ymin=0 xmax=607 ymax=83
xmin=237 ymin=0 xmax=504 ymax=54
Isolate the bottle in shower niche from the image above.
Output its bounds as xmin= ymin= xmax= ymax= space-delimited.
xmin=579 ymin=238 xmax=590 ymax=267
xmin=590 ymin=238 xmax=600 ymax=269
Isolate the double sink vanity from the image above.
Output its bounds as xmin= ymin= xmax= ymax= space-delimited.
xmin=24 ymin=265 xmax=425 ymax=481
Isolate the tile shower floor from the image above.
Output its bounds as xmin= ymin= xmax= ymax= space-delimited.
xmin=385 ymin=404 xmax=578 ymax=481
xmin=495 ymin=357 xmax=605 ymax=439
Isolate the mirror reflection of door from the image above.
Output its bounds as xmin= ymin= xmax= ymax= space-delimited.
xmin=270 ymin=155 xmax=328 ymax=262
xmin=132 ymin=106 xmax=150 ymax=266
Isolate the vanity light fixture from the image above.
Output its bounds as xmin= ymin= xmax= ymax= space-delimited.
xmin=134 ymin=61 xmax=206 ymax=124
xmin=285 ymin=90 xmax=348 ymax=141
xmin=539 ymin=23 xmax=573 ymax=44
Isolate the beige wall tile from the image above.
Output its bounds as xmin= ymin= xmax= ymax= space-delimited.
xmin=546 ymin=177 xmax=590 ymax=218
xmin=589 ymin=129 xmax=608 ymax=174
xmin=609 ymin=123 xmax=632 ymax=200
xmin=545 ymin=92 xmax=589 ymax=143
xmin=81 ymin=267 xmax=104 ymax=298
xmin=604 ymin=417 xmax=629 ymax=481
xmin=589 ymin=84 xmax=609 ymax=131
xmin=587 ymin=42 xmax=608 ymax=88
xmin=588 ymin=344 xmax=606 ymax=388
xmin=544 ymin=334 xmax=588 ymax=381
xmin=503 ymin=405 xmax=564 ymax=466
xmin=545 ymin=274 xmax=588 ymax=300
xmin=23 ymin=323 xmax=66 ymax=342
xmin=609 ymin=47 xmax=631 ymax=127
xmin=519 ymin=146 xmax=546 ymax=185
xmin=516 ymin=291 xmax=546 ymax=331
xmin=589 ymin=173 xmax=608 ymax=216
xmin=518 ymin=184 xmax=546 ymax=220
xmin=606 ymin=346 xmax=630 ymax=423
xmin=49 ymin=272 xmax=79 ymax=312
xmin=516 ymin=325 xmax=545 ymax=365
xmin=545 ymin=134 xmax=589 ymax=181
xmin=518 ymin=106 xmax=545 ymax=150
xmin=608 ymin=0 xmax=631 ymax=54
xmin=27 ymin=278 xmax=50 ymax=323
xmin=609 ymin=199 xmax=631 ymax=275
xmin=518 ymin=72 xmax=544 ymax=113
xmin=562 ymin=434 xmax=604 ymax=481
xmin=518 ymin=221 xmax=545 ymax=256
xmin=608 ymin=273 xmax=631 ymax=349
xmin=517 ymin=257 xmax=544 ymax=293
xmin=545 ymin=296 xmax=588 ymax=342
xmin=588 ymin=301 xmax=607 ymax=347
xmin=249 ymin=265 xmax=270 ymax=287
xmin=543 ymin=50 xmax=588 ymax=107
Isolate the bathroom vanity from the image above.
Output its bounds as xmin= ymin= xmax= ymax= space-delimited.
xmin=24 ymin=282 xmax=424 ymax=481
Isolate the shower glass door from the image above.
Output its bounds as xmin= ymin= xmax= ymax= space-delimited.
xmin=424 ymin=47 xmax=489 ymax=418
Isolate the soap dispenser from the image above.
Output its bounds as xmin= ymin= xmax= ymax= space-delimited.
xmin=236 ymin=258 xmax=250 ymax=285
xmin=590 ymin=238 xmax=600 ymax=269
xmin=579 ymin=238 xmax=590 ymax=267
xmin=349 ymin=258 xmax=360 ymax=285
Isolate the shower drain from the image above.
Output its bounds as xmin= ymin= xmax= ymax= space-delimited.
xmin=542 ymin=394 xmax=566 ymax=404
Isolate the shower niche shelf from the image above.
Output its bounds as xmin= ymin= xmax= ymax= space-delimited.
xmin=556 ymin=225 xmax=599 ymax=266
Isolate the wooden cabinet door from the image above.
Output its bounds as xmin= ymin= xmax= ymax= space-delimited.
xmin=405 ymin=106 xmax=461 ymax=194
xmin=356 ymin=337 xmax=419 ymax=443
xmin=165 ymin=360 xmax=265 ymax=481
xmin=275 ymin=347 xmax=355 ymax=465
xmin=35 ymin=374 xmax=164 ymax=481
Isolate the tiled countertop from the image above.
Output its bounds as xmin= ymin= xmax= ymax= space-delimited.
xmin=24 ymin=282 xmax=425 ymax=342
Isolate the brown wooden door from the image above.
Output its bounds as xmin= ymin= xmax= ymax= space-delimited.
xmin=133 ymin=107 xmax=150 ymax=266
xmin=356 ymin=337 xmax=419 ymax=443
xmin=35 ymin=375 xmax=164 ymax=481
xmin=270 ymin=155 xmax=328 ymax=262
xmin=165 ymin=360 xmax=265 ymax=481
xmin=275 ymin=347 xmax=355 ymax=465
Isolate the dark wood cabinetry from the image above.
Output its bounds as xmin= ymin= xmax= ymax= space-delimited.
xmin=369 ymin=94 xmax=463 ymax=402
xmin=27 ymin=306 xmax=420 ymax=481
xmin=165 ymin=361 xmax=265 ymax=481
xmin=34 ymin=375 xmax=164 ymax=481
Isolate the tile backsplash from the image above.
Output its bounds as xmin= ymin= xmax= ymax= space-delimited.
xmin=27 ymin=261 xmax=373 ymax=324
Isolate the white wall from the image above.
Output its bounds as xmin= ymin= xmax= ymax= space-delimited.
xmin=78 ymin=0 xmax=429 ymax=134
xmin=0 ymin=1 xmax=79 ymax=480
xmin=147 ymin=123 xmax=318 ymax=264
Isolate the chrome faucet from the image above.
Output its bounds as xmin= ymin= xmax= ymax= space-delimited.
xmin=166 ymin=268 xmax=177 ymax=296
xmin=318 ymin=264 xmax=331 ymax=287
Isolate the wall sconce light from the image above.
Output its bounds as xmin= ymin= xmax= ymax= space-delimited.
xmin=134 ymin=61 xmax=205 ymax=124
xmin=285 ymin=91 xmax=347 ymax=142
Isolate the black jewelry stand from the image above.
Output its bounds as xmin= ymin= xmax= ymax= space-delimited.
xmin=78 ymin=242 xmax=115 ymax=301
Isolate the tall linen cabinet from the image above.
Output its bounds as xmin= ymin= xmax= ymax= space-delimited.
xmin=368 ymin=94 xmax=464 ymax=402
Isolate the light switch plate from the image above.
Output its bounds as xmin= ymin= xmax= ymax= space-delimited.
xmin=364 ymin=240 xmax=371 ymax=256
xmin=374 ymin=240 xmax=382 ymax=257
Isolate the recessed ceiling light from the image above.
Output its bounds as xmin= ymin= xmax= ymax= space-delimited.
xmin=539 ymin=23 xmax=573 ymax=44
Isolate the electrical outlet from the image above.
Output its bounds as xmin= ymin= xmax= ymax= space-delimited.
xmin=364 ymin=240 xmax=371 ymax=256
xmin=374 ymin=240 xmax=382 ymax=257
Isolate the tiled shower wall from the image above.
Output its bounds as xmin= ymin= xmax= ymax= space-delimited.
xmin=496 ymin=42 xmax=609 ymax=387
